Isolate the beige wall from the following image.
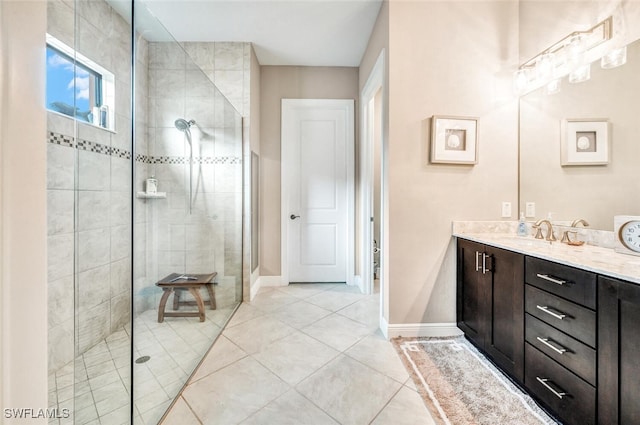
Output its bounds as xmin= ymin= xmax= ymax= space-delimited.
xmin=358 ymin=0 xmax=389 ymax=320
xmin=259 ymin=66 xmax=359 ymax=276
xmin=1 ymin=0 xmax=48 ymax=417
xmin=386 ymin=0 xmax=519 ymax=324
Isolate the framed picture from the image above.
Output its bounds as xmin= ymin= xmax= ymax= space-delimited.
xmin=561 ymin=118 xmax=610 ymax=165
xmin=430 ymin=115 xmax=478 ymax=164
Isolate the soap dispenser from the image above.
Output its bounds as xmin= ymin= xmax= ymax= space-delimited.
xmin=517 ymin=212 xmax=528 ymax=236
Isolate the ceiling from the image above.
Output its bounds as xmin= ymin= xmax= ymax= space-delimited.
xmin=134 ymin=0 xmax=383 ymax=67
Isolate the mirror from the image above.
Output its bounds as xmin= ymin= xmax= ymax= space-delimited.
xmin=519 ymin=37 xmax=640 ymax=231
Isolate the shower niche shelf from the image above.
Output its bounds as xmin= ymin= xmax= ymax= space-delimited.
xmin=136 ymin=192 xmax=167 ymax=199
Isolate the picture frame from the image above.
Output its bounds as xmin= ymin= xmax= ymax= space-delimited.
xmin=430 ymin=115 xmax=478 ymax=164
xmin=561 ymin=118 xmax=610 ymax=166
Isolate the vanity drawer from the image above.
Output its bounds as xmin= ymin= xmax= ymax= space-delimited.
xmin=525 ymin=285 xmax=595 ymax=348
xmin=525 ymin=343 xmax=595 ymax=425
xmin=525 ymin=313 xmax=595 ymax=385
xmin=525 ymin=257 xmax=596 ymax=309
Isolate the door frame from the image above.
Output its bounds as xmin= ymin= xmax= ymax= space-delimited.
xmin=280 ymin=98 xmax=355 ymax=286
xmin=360 ymin=50 xmax=387 ymax=334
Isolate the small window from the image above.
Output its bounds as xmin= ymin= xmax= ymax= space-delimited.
xmin=46 ymin=34 xmax=115 ymax=131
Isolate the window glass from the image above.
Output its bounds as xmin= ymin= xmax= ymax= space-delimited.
xmin=46 ymin=46 xmax=102 ymax=123
xmin=45 ymin=34 xmax=115 ymax=131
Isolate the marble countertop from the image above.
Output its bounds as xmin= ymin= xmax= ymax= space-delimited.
xmin=454 ymin=232 xmax=640 ymax=285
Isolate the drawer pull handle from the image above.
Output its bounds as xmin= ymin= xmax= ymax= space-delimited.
xmin=536 ymin=273 xmax=566 ymax=285
xmin=536 ymin=305 xmax=567 ymax=320
xmin=475 ymin=251 xmax=482 ymax=272
xmin=536 ymin=337 xmax=568 ymax=355
xmin=536 ymin=377 xmax=567 ymax=399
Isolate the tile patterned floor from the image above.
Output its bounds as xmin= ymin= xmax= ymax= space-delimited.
xmin=162 ymin=284 xmax=437 ymax=425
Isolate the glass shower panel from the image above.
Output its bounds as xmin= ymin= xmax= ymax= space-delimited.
xmin=46 ymin=0 xmax=133 ymax=423
xmin=133 ymin=2 xmax=244 ymax=423
xmin=74 ymin=0 xmax=133 ymax=423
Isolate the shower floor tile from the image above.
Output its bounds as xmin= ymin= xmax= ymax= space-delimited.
xmin=48 ymin=306 xmax=225 ymax=425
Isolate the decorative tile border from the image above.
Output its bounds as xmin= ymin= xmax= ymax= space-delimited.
xmin=48 ymin=131 xmax=241 ymax=164
xmin=135 ymin=154 xmax=151 ymax=163
xmin=48 ymin=132 xmax=132 ymax=160
xmin=139 ymin=156 xmax=242 ymax=165
xmin=49 ymin=132 xmax=75 ymax=148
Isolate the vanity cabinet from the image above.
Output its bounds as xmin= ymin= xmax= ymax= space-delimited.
xmin=598 ymin=276 xmax=640 ymax=425
xmin=457 ymin=237 xmax=640 ymax=425
xmin=456 ymin=239 xmax=525 ymax=382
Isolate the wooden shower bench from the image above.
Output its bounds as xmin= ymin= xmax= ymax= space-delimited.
xmin=156 ymin=272 xmax=217 ymax=323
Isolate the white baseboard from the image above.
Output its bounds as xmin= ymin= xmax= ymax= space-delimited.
xmin=250 ymin=276 xmax=286 ymax=300
xmin=249 ymin=279 xmax=261 ymax=301
xmin=259 ymin=275 xmax=285 ymax=287
xmin=353 ymin=275 xmax=363 ymax=292
xmin=380 ymin=315 xmax=389 ymax=339
xmin=387 ymin=322 xmax=463 ymax=338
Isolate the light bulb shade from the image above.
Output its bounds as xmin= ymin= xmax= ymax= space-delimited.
xmin=513 ymin=69 xmax=530 ymax=94
xmin=565 ymin=34 xmax=586 ymax=70
xmin=536 ymin=52 xmax=556 ymax=80
xmin=569 ymin=63 xmax=591 ymax=83
xmin=544 ymin=79 xmax=561 ymax=95
xmin=601 ymin=45 xmax=627 ymax=69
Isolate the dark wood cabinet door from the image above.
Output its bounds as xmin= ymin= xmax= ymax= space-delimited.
xmin=457 ymin=239 xmax=488 ymax=348
xmin=484 ymin=246 xmax=525 ymax=383
xmin=598 ymin=276 xmax=640 ymax=425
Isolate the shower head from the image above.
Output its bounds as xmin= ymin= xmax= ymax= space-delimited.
xmin=174 ymin=118 xmax=195 ymax=131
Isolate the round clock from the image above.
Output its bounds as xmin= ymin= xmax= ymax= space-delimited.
xmin=614 ymin=216 xmax=640 ymax=256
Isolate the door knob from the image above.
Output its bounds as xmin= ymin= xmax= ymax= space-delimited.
xmin=290 ymin=214 xmax=300 ymax=220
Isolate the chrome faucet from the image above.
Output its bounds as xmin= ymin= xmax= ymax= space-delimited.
xmin=533 ymin=219 xmax=556 ymax=241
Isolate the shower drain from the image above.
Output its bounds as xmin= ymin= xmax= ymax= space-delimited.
xmin=135 ymin=355 xmax=151 ymax=364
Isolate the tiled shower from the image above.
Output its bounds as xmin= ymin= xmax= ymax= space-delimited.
xmin=45 ymin=0 xmax=251 ymax=423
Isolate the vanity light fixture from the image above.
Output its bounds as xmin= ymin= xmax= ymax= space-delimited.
xmin=514 ymin=16 xmax=613 ymax=94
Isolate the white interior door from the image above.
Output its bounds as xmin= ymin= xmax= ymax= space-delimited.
xmin=282 ymin=99 xmax=354 ymax=283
